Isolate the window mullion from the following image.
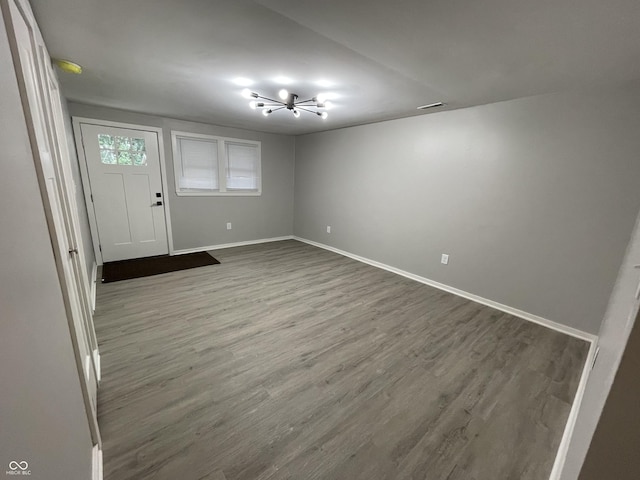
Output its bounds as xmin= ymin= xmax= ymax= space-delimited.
xmin=218 ymin=139 xmax=227 ymax=192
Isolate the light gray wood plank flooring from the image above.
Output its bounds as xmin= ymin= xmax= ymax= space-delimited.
xmin=94 ymin=240 xmax=588 ymax=480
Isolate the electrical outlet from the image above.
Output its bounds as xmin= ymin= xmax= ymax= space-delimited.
xmin=226 ymin=222 xmax=232 ymax=230
xmin=326 ymin=225 xmax=331 ymax=234
xmin=441 ymin=254 xmax=449 ymax=265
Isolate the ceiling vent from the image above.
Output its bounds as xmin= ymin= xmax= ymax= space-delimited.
xmin=417 ymin=102 xmax=445 ymax=110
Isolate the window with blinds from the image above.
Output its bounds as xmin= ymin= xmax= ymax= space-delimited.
xmin=172 ymin=132 xmax=261 ymax=196
xmin=177 ymin=137 xmax=218 ymax=191
xmin=225 ymin=142 xmax=259 ymax=190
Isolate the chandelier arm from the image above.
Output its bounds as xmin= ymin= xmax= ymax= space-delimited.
xmin=296 ymin=98 xmax=317 ymax=104
xmin=256 ymin=95 xmax=283 ymax=104
xmin=295 ymin=106 xmax=319 ymax=114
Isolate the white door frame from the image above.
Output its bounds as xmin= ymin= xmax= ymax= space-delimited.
xmin=72 ymin=117 xmax=174 ymax=265
xmin=556 ymin=206 xmax=640 ymax=480
xmin=1 ymin=0 xmax=101 ymax=448
xmin=46 ymin=79 xmax=100 ymax=375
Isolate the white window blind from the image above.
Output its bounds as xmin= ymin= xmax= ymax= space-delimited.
xmin=172 ymin=131 xmax=261 ymax=196
xmin=226 ymin=142 xmax=259 ymax=190
xmin=177 ymin=137 xmax=218 ymax=191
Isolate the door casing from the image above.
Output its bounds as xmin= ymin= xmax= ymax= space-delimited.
xmin=1 ymin=0 xmax=101 ymax=448
xmin=72 ymin=117 xmax=174 ymax=265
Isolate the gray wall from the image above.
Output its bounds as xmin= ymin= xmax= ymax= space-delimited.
xmin=294 ymin=86 xmax=640 ymax=334
xmin=0 ymin=10 xmax=93 ymax=480
xmin=68 ymin=102 xmax=295 ymax=252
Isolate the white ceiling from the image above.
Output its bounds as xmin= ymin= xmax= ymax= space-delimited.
xmin=31 ymin=0 xmax=640 ymax=135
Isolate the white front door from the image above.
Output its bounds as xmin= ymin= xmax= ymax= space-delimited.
xmin=79 ymin=124 xmax=168 ymax=262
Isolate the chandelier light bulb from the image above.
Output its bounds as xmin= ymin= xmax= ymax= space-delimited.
xmin=241 ymin=88 xmax=253 ymax=99
xmin=316 ymin=93 xmax=327 ymax=103
xmin=249 ymin=101 xmax=257 ymax=109
xmin=278 ymin=89 xmax=289 ymax=100
xmin=321 ymin=112 xmax=328 ymax=119
xmin=262 ymin=109 xmax=272 ymax=117
xmin=233 ymin=77 xmax=253 ymax=87
xmin=293 ymin=109 xmax=301 ymax=118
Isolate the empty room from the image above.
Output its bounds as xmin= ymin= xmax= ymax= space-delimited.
xmin=2 ymin=0 xmax=640 ymax=479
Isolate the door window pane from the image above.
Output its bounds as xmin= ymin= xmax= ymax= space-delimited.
xmin=132 ymin=152 xmax=147 ymax=166
xmin=131 ymin=138 xmax=145 ymax=152
xmin=98 ymin=134 xmax=115 ymax=149
xmin=118 ymin=151 xmax=132 ymax=165
xmin=116 ymin=136 xmax=131 ymax=150
xmin=100 ymin=150 xmax=116 ymax=164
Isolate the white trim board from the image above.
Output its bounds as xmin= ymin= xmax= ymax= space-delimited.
xmin=173 ymin=236 xmax=294 ymax=255
xmin=292 ymin=235 xmax=597 ymax=480
xmin=90 ymin=261 xmax=97 ymax=312
xmin=92 ymin=445 xmax=103 ymax=480
xmin=549 ymin=341 xmax=598 ymax=480
xmin=93 ymin=348 xmax=101 ymax=383
xmin=293 ymin=236 xmax=597 ymax=343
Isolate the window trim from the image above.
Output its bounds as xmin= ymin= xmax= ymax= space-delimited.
xmin=171 ymin=131 xmax=262 ymax=197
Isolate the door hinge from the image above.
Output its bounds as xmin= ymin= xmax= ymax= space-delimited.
xmin=90 ymin=193 xmax=93 ymax=202
xmin=99 ymin=244 xmax=102 ymax=252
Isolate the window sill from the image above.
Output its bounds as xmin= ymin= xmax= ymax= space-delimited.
xmin=176 ymin=191 xmax=262 ymax=197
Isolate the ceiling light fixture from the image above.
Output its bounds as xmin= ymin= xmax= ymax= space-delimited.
xmin=243 ymin=89 xmax=330 ymax=120
xmin=53 ymin=59 xmax=82 ymax=74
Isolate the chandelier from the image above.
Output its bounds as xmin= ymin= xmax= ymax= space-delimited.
xmin=242 ymin=88 xmax=329 ymax=119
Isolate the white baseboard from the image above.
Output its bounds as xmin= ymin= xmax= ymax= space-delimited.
xmin=92 ymin=445 xmax=103 ymax=480
xmin=90 ymin=261 xmax=97 ymax=312
xmin=172 ymin=236 xmax=294 ymax=256
xmin=548 ymin=340 xmax=598 ymax=480
xmin=292 ymin=235 xmax=598 ymax=480
xmin=293 ymin=236 xmax=597 ymax=343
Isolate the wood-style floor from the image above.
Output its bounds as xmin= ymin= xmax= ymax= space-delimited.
xmin=94 ymin=240 xmax=589 ymax=480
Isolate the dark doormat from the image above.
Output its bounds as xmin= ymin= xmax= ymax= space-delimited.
xmin=102 ymin=252 xmax=220 ymax=283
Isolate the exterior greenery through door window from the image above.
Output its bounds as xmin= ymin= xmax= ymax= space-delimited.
xmin=171 ymin=131 xmax=261 ymax=196
xmin=98 ymin=134 xmax=147 ymax=166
